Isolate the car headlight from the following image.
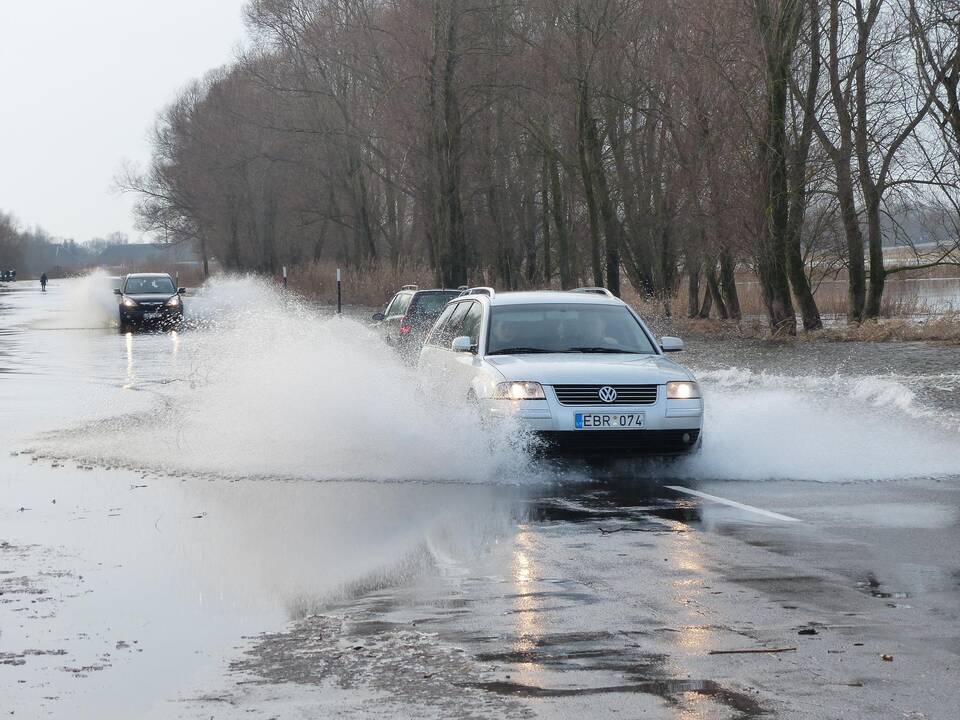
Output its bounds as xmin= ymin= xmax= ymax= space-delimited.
xmin=121 ymin=297 xmax=137 ymax=308
xmin=166 ymin=295 xmax=181 ymax=307
xmin=493 ymin=381 xmax=546 ymax=400
xmin=666 ymin=381 xmax=700 ymax=399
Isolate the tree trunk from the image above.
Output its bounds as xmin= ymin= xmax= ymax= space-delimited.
xmin=686 ymin=261 xmax=701 ymax=318
xmin=835 ymin=161 xmax=866 ymax=322
xmin=697 ymin=280 xmax=713 ymax=319
xmin=549 ymin=150 xmax=573 ymax=289
xmin=576 ymin=82 xmax=604 ymax=289
xmin=785 ymin=235 xmax=821 ymax=329
xmin=587 ymin=117 xmax=621 ymax=297
xmin=755 ymin=0 xmax=799 ymax=336
xmin=863 ymin=193 xmax=886 ymax=318
xmin=705 ymin=262 xmax=729 ymax=319
xmin=541 ymin=151 xmax=552 ymax=285
xmin=785 ymin=0 xmax=823 ymax=330
xmin=718 ymin=248 xmax=741 ymax=320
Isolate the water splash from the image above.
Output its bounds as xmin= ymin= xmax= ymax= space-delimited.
xmin=39 ymin=276 xmax=535 ymax=483
xmin=682 ymin=367 xmax=960 ymax=482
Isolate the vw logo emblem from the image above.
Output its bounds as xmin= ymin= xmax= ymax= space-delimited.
xmin=598 ymin=386 xmax=617 ymax=403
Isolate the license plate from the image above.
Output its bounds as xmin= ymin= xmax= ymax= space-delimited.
xmin=575 ymin=413 xmax=645 ymax=430
xmin=143 ymin=312 xmax=161 ymax=319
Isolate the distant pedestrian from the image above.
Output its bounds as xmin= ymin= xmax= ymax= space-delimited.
xmin=40 ymin=272 xmax=48 ymax=292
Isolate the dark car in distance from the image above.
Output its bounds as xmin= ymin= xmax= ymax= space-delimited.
xmin=114 ymin=273 xmax=185 ymax=330
xmin=373 ymin=285 xmax=463 ymax=359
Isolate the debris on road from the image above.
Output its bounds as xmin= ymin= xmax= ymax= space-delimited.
xmin=708 ymin=647 xmax=797 ymax=655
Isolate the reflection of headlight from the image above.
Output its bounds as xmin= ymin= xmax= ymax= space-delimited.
xmin=493 ymin=381 xmax=545 ymax=400
xmin=165 ymin=295 xmax=180 ymax=307
xmin=122 ymin=297 xmax=137 ymax=308
xmin=666 ymin=381 xmax=700 ymax=399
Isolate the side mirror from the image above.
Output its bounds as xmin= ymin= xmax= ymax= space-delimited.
xmin=660 ymin=336 xmax=684 ymax=352
xmin=113 ymin=288 xmax=122 ymax=295
xmin=451 ymin=336 xmax=474 ymax=353
xmin=371 ymin=312 xmax=385 ymax=322
xmin=178 ymin=287 xmax=186 ymax=294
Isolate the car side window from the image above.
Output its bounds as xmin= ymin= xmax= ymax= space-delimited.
xmin=459 ymin=302 xmax=483 ymax=346
xmin=442 ymin=302 xmax=472 ymax=347
xmin=429 ymin=301 xmax=471 ymax=349
xmin=382 ymin=293 xmax=402 ymax=317
xmin=426 ymin=303 xmax=458 ymax=347
xmin=384 ymin=292 xmax=412 ymax=318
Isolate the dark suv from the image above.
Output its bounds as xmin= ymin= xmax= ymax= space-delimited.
xmin=114 ymin=273 xmax=185 ymax=330
xmin=373 ymin=286 xmax=463 ymax=358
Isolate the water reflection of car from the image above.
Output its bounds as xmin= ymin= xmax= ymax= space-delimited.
xmin=418 ymin=288 xmax=703 ymax=457
xmin=114 ymin=273 xmax=185 ymax=330
xmin=372 ymin=285 xmax=464 ymax=359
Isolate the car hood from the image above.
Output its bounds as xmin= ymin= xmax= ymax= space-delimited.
xmin=485 ymin=353 xmax=694 ymax=384
xmin=126 ymin=293 xmax=177 ymax=303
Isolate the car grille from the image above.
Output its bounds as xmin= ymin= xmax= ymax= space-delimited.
xmin=537 ymin=429 xmax=699 ymax=457
xmin=552 ymin=384 xmax=659 ymax=406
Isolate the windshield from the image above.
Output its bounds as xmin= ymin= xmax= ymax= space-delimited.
xmin=486 ymin=303 xmax=656 ymax=355
xmin=125 ymin=277 xmax=175 ymax=294
xmin=411 ymin=291 xmax=461 ymax=315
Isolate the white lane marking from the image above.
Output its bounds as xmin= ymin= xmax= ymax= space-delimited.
xmin=665 ymin=486 xmax=802 ymax=523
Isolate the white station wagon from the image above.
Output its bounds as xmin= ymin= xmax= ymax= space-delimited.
xmin=418 ymin=288 xmax=703 ymax=457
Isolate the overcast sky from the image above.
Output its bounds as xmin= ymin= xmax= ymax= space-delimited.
xmin=0 ymin=0 xmax=248 ymax=242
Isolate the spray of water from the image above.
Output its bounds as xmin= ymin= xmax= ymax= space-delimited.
xmin=40 ymin=276 xmax=535 ymax=483
xmin=32 ymin=274 xmax=960 ymax=484
xmin=31 ymin=269 xmax=120 ymax=329
xmin=684 ymin=367 xmax=960 ymax=482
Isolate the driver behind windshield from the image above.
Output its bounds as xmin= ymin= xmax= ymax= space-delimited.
xmin=570 ymin=312 xmax=619 ymax=349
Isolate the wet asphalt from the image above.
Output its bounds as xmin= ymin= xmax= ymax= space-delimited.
xmin=1 ymin=278 xmax=958 ymax=719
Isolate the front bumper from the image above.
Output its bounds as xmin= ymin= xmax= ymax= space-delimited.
xmin=537 ymin=429 xmax=700 ymax=457
xmin=119 ymin=306 xmax=183 ymax=326
xmin=483 ymin=384 xmax=703 ymax=457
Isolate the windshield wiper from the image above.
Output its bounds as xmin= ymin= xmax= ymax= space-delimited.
xmin=564 ymin=347 xmax=634 ymax=353
xmin=488 ymin=347 xmax=553 ymax=355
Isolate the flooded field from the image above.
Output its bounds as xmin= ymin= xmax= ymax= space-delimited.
xmin=2 ymin=276 xmax=959 ymax=719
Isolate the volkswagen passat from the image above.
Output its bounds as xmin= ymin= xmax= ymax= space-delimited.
xmin=114 ymin=273 xmax=185 ymax=330
xmin=418 ymin=288 xmax=702 ymax=457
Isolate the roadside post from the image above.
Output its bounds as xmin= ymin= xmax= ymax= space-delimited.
xmin=282 ymin=266 xmax=288 ymax=289
xmin=336 ymin=268 xmax=342 ymax=315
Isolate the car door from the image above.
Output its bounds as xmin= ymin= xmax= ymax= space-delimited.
xmin=450 ymin=300 xmax=485 ymax=389
xmin=381 ymin=292 xmax=412 ymax=344
xmin=423 ymin=300 xmax=478 ymax=396
xmin=418 ymin=301 xmax=459 ymax=382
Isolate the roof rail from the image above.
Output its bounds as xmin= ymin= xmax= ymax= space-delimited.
xmin=456 ymin=285 xmax=468 ymax=291
xmin=400 ymin=284 xmax=419 ymax=291
xmin=458 ymin=286 xmax=496 ymax=298
xmin=570 ymin=286 xmax=614 ymax=297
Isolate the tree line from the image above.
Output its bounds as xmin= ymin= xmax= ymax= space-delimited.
xmin=0 ymin=211 xmax=118 ymax=277
xmin=125 ymin=0 xmax=960 ymax=334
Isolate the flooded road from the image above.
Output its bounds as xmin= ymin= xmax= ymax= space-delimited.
xmin=2 ymin=276 xmax=959 ymax=719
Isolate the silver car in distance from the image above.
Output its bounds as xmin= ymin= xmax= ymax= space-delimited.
xmin=417 ymin=288 xmax=703 ymax=457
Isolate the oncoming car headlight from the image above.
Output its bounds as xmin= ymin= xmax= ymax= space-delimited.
xmin=165 ymin=295 xmax=181 ymax=307
xmin=493 ymin=381 xmax=546 ymax=400
xmin=666 ymin=381 xmax=700 ymax=399
xmin=121 ymin=297 xmax=137 ymax=308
